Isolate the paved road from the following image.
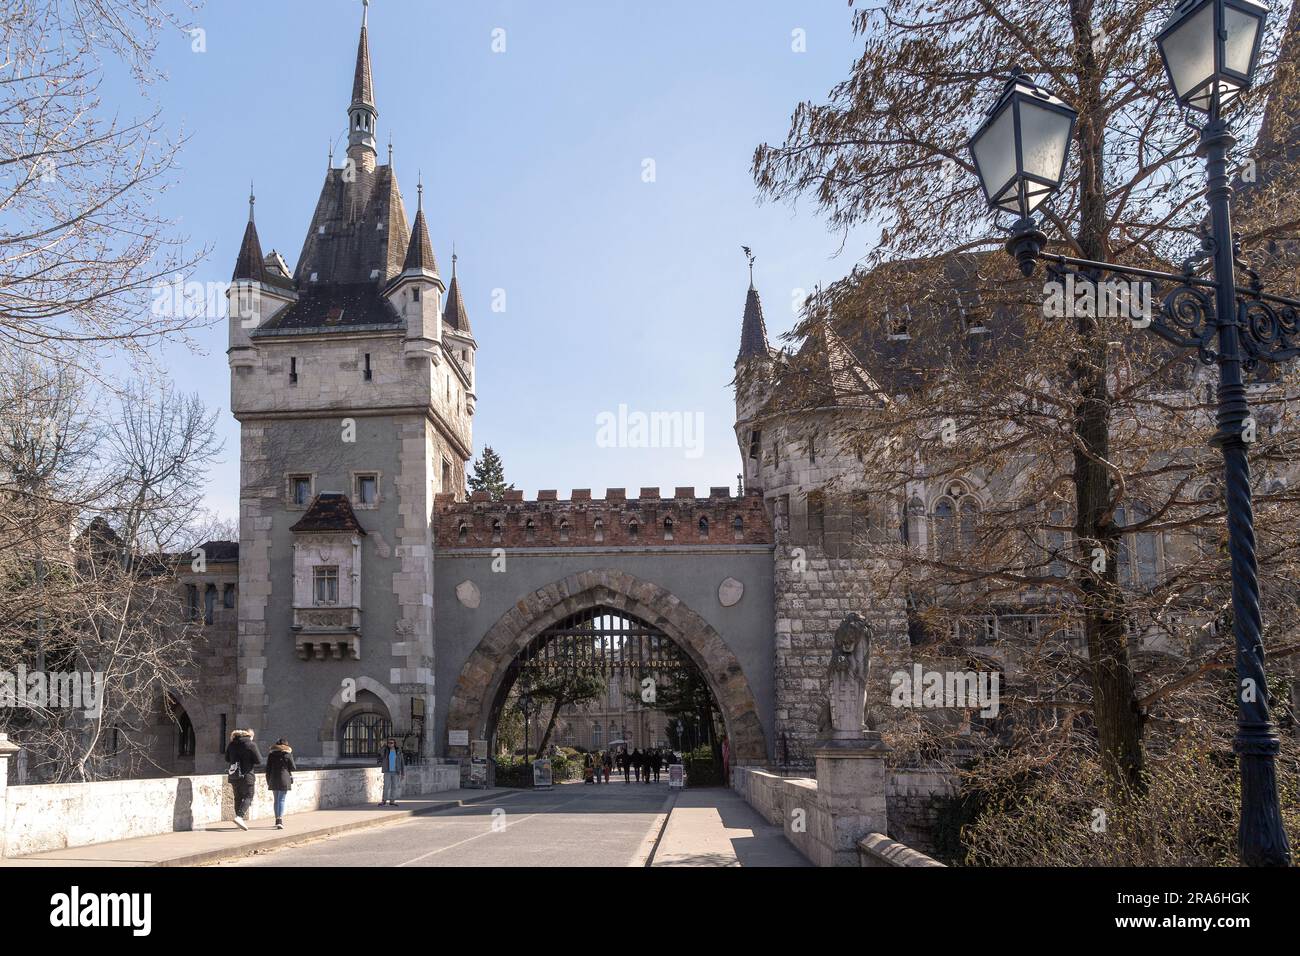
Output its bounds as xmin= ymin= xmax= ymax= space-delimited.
xmin=224 ymin=780 xmax=673 ymax=868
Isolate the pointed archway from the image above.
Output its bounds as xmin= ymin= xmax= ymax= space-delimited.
xmin=445 ymin=570 xmax=768 ymax=763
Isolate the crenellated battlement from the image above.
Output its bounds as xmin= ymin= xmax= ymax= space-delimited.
xmin=434 ymin=487 xmax=773 ymax=549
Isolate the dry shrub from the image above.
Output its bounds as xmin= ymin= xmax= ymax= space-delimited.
xmin=952 ymin=734 xmax=1300 ymax=866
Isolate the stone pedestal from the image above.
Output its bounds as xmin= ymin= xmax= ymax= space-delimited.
xmin=0 ymin=733 xmax=19 ymax=858
xmin=813 ymin=731 xmax=890 ymax=867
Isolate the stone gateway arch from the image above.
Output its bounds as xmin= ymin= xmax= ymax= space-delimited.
xmin=444 ymin=570 xmax=769 ymax=763
xmin=433 ymin=489 xmax=777 ymax=767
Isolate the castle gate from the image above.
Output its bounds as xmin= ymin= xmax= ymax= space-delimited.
xmin=432 ymin=488 xmax=775 ymax=765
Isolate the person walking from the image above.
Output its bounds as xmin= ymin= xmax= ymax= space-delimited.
xmin=225 ymin=728 xmax=262 ymax=831
xmin=602 ymin=750 xmax=612 ymax=784
xmin=265 ymin=738 xmax=296 ymax=830
xmin=631 ymin=748 xmax=643 ymax=783
xmin=619 ymin=748 xmax=630 ymax=783
xmin=377 ymin=736 xmax=404 ymax=806
xmin=651 ymin=748 xmax=663 ymax=782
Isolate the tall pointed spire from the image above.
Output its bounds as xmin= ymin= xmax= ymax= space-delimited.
xmin=248 ymin=181 xmax=256 ymax=222
xmin=736 ymin=249 xmax=770 ymax=363
xmin=352 ymin=0 xmax=375 ymax=110
xmin=346 ymin=0 xmax=378 ymax=169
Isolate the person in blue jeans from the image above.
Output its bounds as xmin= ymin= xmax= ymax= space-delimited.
xmin=378 ymin=737 xmax=405 ymax=806
xmin=264 ymin=738 xmax=296 ymax=830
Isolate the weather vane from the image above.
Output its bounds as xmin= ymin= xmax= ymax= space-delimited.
xmin=741 ymin=245 xmax=755 ymax=286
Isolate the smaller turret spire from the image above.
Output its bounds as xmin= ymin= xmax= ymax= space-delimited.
xmin=248 ymin=181 xmax=256 ymax=223
xmin=443 ymin=249 xmax=473 ymax=337
xmin=736 ymin=249 xmax=770 ymax=363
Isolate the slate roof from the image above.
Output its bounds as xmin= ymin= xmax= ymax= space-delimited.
xmin=402 ymin=206 xmax=438 ymax=276
xmin=232 ymin=220 xmax=266 ymax=284
xmin=443 ymin=271 xmax=472 ymax=336
xmin=290 ymin=494 xmax=368 ymax=534
xmin=253 ymin=281 xmax=402 ymax=333
xmin=195 ymin=540 xmax=239 ymax=562
xmin=737 ymin=285 xmax=771 ymax=361
xmin=294 ymin=164 xmax=411 ymax=287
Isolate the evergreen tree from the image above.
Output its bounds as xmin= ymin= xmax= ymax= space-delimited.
xmin=466 ymin=446 xmax=514 ymax=500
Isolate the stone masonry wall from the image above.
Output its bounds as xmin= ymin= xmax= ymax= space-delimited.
xmin=773 ymin=537 xmax=907 ymax=769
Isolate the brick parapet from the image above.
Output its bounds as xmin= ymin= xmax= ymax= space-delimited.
xmin=433 ymin=489 xmax=773 ymax=549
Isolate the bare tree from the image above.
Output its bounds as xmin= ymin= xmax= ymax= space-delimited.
xmin=0 ymin=0 xmax=209 ymax=371
xmin=752 ymin=0 xmax=1299 ymax=797
xmin=0 ymin=352 xmax=222 ymax=781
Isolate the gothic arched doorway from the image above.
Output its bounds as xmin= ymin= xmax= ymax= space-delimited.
xmin=444 ymin=570 xmax=768 ymax=764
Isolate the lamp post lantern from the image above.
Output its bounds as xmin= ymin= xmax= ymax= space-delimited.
xmin=968 ymin=68 xmax=1077 ymax=275
xmin=969 ymin=1 xmax=1293 ymax=866
xmin=1156 ymin=0 xmax=1269 ymax=113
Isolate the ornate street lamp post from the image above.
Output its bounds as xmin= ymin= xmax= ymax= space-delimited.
xmin=968 ymin=0 xmax=1293 ymax=866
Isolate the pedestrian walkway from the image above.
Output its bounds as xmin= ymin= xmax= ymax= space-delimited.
xmin=651 ymin=786 xmax=810 ymax=867
xmin=0 ymin=788 xmax=503 ymax=868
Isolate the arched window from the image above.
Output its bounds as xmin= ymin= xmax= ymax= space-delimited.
xmin=458 ymin=523 xmax=468 ymax=544
xmin=932 ymin=497 xmax=956 ymax=555
xmin=491 ymin=518 xmax=503 ymax=542
xmin=932 ymin=483 xmax=979 ymax=556
xmin=663 ymin=517 xmax=674 ymax=540
xmin=698 ymin=515 xmax=709 ymax=537
xmin=628 ymin=520 xmax=639 ymax=540
xmin=904 ymin=496 xmax=926 ymax=546
xmin=960 ymin=497 xmax=979 ymax=551
xmin=1116 ymin=503 xmax=1159 ymax=588
xmin=175 ymin=707 xmax=195 ymax=758
xmin=340 ymin=712 xmax=391 ymax=758
xmin=592 ymin=723 xmax=603 ymax=749
xmin=559 ymin=519 xmax=570 ymax=541
xmin=732 ymin=515 xmax=743 ymax=539
xmin=593 ymin=517 xmax=604 ymax=542
xmin=525 ymin=518 xmax=536 ymax=541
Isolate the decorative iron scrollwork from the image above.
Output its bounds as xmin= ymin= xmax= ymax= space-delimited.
xmin=1041 ymin=252 xmax=1300 ymax=372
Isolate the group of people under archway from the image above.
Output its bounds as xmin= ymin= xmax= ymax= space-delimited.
xmin=583 ymin=746 xmax=676 ymax=784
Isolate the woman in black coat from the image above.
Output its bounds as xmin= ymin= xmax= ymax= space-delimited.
xmin=224 ymin=729 xmax=263 ymax=830
xmin=265 ymin=739 xmax=296 ymax=830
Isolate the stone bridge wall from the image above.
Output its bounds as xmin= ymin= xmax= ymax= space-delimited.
xmin=0 ymin=747 xmax=458 ymax=858
xmin=732 ymin=766 xmax=943 ymax=867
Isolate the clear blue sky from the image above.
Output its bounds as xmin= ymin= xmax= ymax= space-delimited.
xmin=137 ymin=0 xmax=875 ymax=520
